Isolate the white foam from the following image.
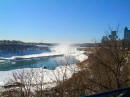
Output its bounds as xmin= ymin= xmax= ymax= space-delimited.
xmin=0 ymin=52 xmax=63 ymax=60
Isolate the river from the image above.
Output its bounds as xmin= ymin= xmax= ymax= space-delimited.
xmin=0 ymin=55 xmax=78 ymax=71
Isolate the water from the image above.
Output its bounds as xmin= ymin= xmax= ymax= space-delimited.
xmin=0 ymin=55 xmax=78 ymax=71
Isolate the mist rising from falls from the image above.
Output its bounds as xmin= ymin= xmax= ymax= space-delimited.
xmin=51 ymin=43 xmax=78 ymax=55
xmin=50 ymin=43 xmax=87 ymax=62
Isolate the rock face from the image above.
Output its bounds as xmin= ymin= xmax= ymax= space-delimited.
xmin=0 ymin=41 xmax=51 ymax=57
xmin=0 ymin=44 xmax=49 ymax=54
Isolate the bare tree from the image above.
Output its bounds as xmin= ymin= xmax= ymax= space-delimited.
xmin=46 ymin=28 xmax=130 ymax=97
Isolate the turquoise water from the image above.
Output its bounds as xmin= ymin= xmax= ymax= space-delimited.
xmin=0 ymin=55 xmax=78 ymax=71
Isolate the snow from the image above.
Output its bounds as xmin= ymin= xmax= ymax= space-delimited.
xmin=0 ymin=44 xmax=88 ymax=90
xmin=0 ymin=64 xmax=79 ymax=87
xmin=0 ymin=52 xmax=63 ymax=60
xmin=75 ymin=52 xmax=88 ymax=62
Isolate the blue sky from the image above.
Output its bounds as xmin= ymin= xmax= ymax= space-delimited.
xmin=0 ymin=0 xmax=130 ymax=43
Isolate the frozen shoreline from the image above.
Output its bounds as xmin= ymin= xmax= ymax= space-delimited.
xmin=0 ymin=46 xmax=88 ymax=89
xmin=0 ymin=52 xmax=64 ymax=60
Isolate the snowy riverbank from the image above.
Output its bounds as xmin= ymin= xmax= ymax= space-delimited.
xmin=0 ymin=52 xmax=64 ymax=60
xmin=0 ymin=45 xmax=88 ymax=90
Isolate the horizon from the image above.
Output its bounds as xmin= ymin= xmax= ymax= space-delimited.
xmin=0 ymin=0 xmax=130 ymax=43
xmin=0 ymin=39 xmax=98 ymax=44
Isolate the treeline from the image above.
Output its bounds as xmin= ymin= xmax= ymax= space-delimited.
xmin=0 ymin=40 xmax=57 ymax=46
xmin=44 ymin=31 xmax=130 ymax=96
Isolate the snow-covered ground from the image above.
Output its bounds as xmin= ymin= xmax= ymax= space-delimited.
xmin=0 ymin=44 xmax=88 ymax=90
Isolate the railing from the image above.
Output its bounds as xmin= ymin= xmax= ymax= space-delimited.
xmin=82 ymin=87 xmax=130 ymax=97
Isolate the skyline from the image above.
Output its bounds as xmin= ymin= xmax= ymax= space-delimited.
xmin=0 ymin=0 xmax=130 ymax=43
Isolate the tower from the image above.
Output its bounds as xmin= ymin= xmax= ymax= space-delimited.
xmin=124 ymin=26 xmax=130 ymax=40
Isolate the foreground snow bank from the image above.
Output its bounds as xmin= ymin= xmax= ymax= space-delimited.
xmin=0 ymin=64 xmax=79 ymax=89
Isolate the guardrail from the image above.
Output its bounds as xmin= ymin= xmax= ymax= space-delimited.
xmin=82 ymin=87 xmax=130 ymax=97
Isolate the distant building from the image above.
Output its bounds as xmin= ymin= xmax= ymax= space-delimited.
xmin=124 ymin=27 xmax=130 ymax=40
xmin=109 ymin=31 xmax=118 ymax=40
xmin=101 ymin=30 xmax=118 ymax=43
